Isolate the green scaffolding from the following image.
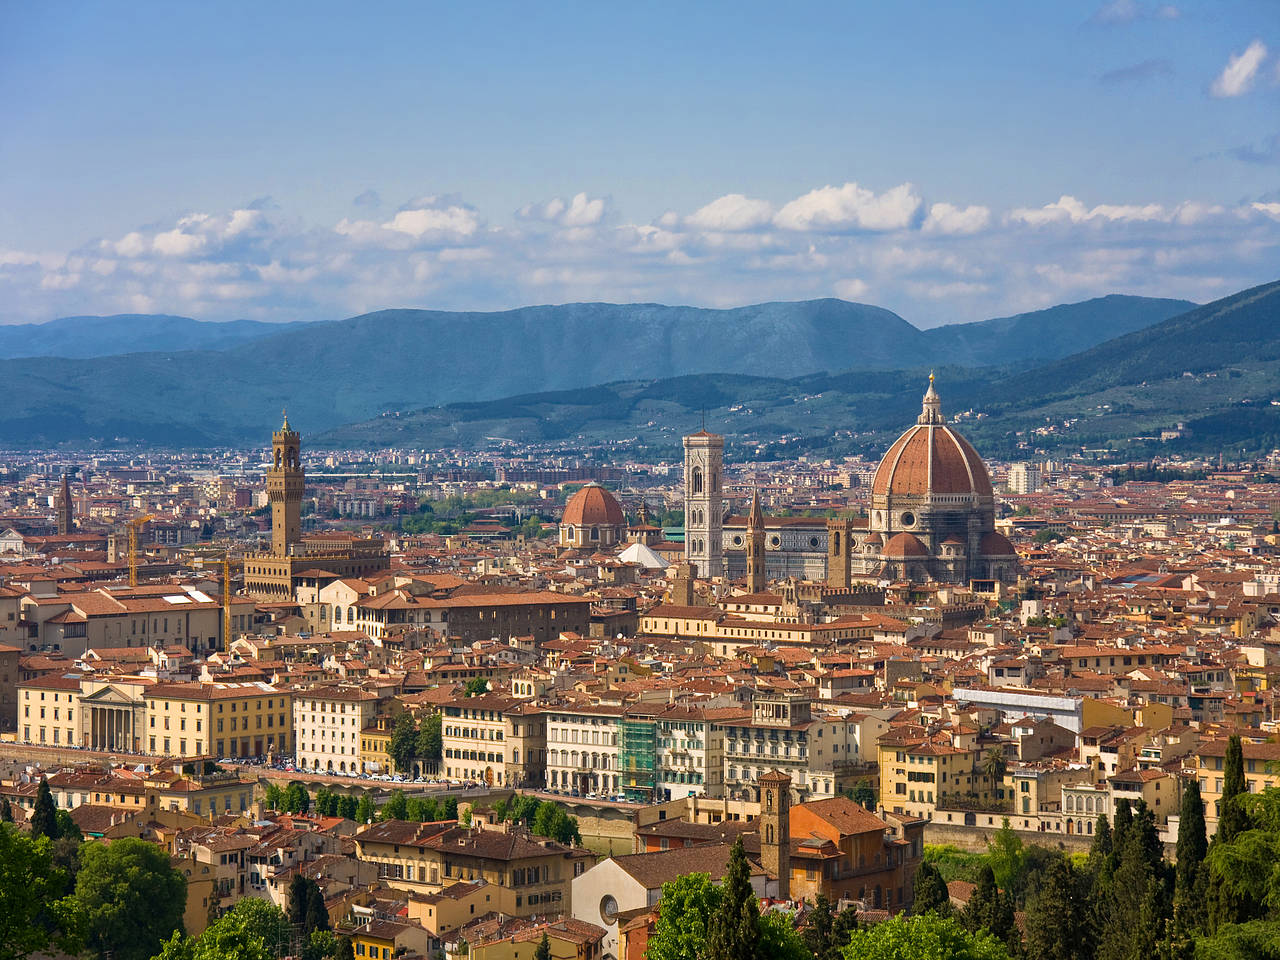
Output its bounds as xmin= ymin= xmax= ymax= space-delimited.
xmin=618 ymin=717 xmax=657 ymax=802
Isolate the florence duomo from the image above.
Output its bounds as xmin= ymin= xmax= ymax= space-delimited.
xmin=5 ymin=5 xmax=1279 ymax=960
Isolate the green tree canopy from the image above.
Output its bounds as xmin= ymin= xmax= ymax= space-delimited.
xmin=0 ymin=823 xmax=82 ymax=960
xmin=841 ymin=913 xmax=1010 ymax=960
xmin=416 ymin=712 xmax=443 ymax=766
xmin=31 ymin=778 xmax=59 ymax=840
xmin=533 ymin=931 xmax=552 ymax=960
xmin=381 ymin=790 xmax=408 ymax=821
xmin=912 ymin=861 xmax=952 ymax=917
xmin=388 ymin=712 xmax=418 ymax=773
xmin=355 ymin=795 xmax=375 ymax=824
xmin=73 ymin=837 xmax=187 ymax=960
xmin=1023 ymin=857 xmax=1091 ymax=960
xmin=648 ymin=872 xmax=722 ymax=960
xmin=706 ymin=837 xmax=760 ymax=960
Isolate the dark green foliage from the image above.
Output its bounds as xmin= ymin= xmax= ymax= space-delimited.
xmin=706 ymin=838 xmax=760 ymax=960
xmin=841 ymin=912 xmax=1011 ymax=959
xmin=962 ymin=865 xmax=1017 ymax=952
xmin=284 ymin=783 xmax=310 ymax=815
xmin=1216 ymin=737 xmax=1250 ymax=844
xmin=1192 ymin=919 xmax=1280 ymax=960
xmin=1024 ymin=858 xmax=1092 ymax=960
xmin=306 ymin=883 xmax=330 ymax=933
xmin=533 ymin=931 xmax=551 ymax=960
xmin=388 ymin=712 xmax=418 ymax=773
xmin=264 ymin=783 xmax=284 ymax=811
xmin=31 ymin=778 xmax=58 ymax=840
xmin=355 ymin=795 xmax=375 ymax=824
xmin=380 ymin=790 xmax=408 ymax=821
xmin=73 ymin=837 xmax=187 ymax=960
xmin=852 ymin=780 xmax=877 ymax=811
xmin=802 ymin=894 xmax=835 ymax=958
xmin=338 ymin=794 xmax=359 ymax=820
xmin=0 ymin=796 xmax=12 ymax=822
xmin=1177 ymin=779 xmax=1208 ymax=896
xmin=913 ymin=861 xmax=952 ymax=917
xmin=289 ymin=873 xmax=310 ymax=926
xmin=0 ymin=823 xmax=82 ymax=960
xmin=463 ymin=677 xmax=489 ymax=697
xmin=416 ymin=712 xmax=442 ymax=766
xmin=531 ymin=800 xmax=581 ymax=845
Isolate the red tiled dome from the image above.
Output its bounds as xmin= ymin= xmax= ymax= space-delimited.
xmin=872 ymin=377 xmax=993 ymax=499
xmin=871 ymin=424 xmax=993 ymax=498
xmin=883 ymin=532 xmax=928 ymax=558
xmin=980 ymin=531 xmax=1017 ymax=556
xmin=561 ymin=484 xmax=625 ymax=527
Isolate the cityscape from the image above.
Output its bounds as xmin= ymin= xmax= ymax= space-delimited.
xmin=3 ymin=4 xmax=1280 ymax=960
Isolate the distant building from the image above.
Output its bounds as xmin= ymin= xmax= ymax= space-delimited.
xmin=1008 ymin=462 xmax=1042 ymax=494
xmin=242 ymin=415 xmax=389 ymax=600
xmin=559 ymin=483 xmax=626 ymax=550
xmin=683 ymin=432 xmax=724 ymax=578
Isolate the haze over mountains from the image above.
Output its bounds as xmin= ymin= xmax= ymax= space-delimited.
xmin=0 ymin=294 xmax=1196 ymax=447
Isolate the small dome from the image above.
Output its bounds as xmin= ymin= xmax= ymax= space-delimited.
xmin=561 ymin=483 xmax=625 ymax=528
xmin=980 ymin=531 xmax=1018 ymax=556
xmin=883 ymin=532 xmax=928 ymax=558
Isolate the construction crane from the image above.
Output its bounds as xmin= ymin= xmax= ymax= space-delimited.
xmin=126 ymin=514 xmax=155 ymax=587
xmin=221 ymin=555 xmax=233 ymax=650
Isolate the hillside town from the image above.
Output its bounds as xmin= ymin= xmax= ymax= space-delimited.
xmin=3 ymin=379 xmax=1280 ymax=959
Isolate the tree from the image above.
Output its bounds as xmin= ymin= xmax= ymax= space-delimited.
xmin=649 ymin=872 xmax=722 ymax=960
xmin=31 ymin=778 xmax=58 ymax=840
xmin=339 ymin=794 xmax=359 ymax=821
xmin=73 ymin=837 xmax=187 ymax=960
xmin=1097 ymin=812 xmax=1165 ymax=960
xmin=533 ymin=931 xmax=552 ymax=960
xmin=355 ymin=795 xmax=375 ymax=824
xmin=388 ymin=712 xmax=418 ymax=774
xmin=912 ymin=861 xmax=952 ymax=917
xmin=802 ymin=893 xmax=835 ymax=958
xmin=284 ymin=783 xmax=310 ymax=815
xmin=962 ymin=865 xmax=1016 ymax=950
xmin=464 ymin=677 xmax=489 ymax=697
xmin=706 ymin=837 xmax=759 ymax=960
xmin=531 ymin=800 xmax=580 ymax=845
xmin=841 ymin=913 xmax=1009 ymax=960
xmin=982 ymin=748 xmax=1008 ymax=795
xmin=852 ymin=780 xmax=876 ymax=811
xmin=264 ymin=783 xmax=284 ymax=811
xmin=986 ymin=819 xmax=1025 ymax=895
xmin=416 ymin=712 xmax=443 ymax=768
xmin=1176 ymin=778 xmax=1207 ymax=902
xmin=289 ymin=873 xmax=311 ymax=926
xmin=1217 ymin=736 xmax=1249 ymax=844
xmin=154 ymin=897 xmax=291 ymax=960
xmin=0 ymin=823 xmax=82 ymax=960
xmin=306 ymin=882 xmax=330 ymax=933
xmin=381 ymin=790 xmax=408 ymax=821
xmin=1023 ymin=858 xmax=1091 ymax=960
xmin=0 ymin=796 xmax=12 ymax=822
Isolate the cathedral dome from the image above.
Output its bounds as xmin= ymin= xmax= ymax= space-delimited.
xmin=561 ymin=484 xmax=625 ymax=528
xmin=871 ymin=377 xmax=993 ymax=499
xmin=980 ymin=531 xmax=1018 ymax=556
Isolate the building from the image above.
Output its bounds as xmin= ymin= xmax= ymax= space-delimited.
xmin=243 ymin=415 xmax=389 ymax=599
xmin=1007 ymin=462 xmax=1042 ymax=494
xmin=146 ymin=681 xmax=292 ymax=760
xmin=559 ymin=484 xmax=626 ymax=551
xmin=440 ymin=693 xmax=546 ymax=788
xmin=546 ymin=703 xmax=625 ymax=796
xmin=294 ymin=685 xmax=383 ymax=774
xmin=56 ymin=472 xmax=74 ymax=535
xmin=683 ymin=431 xmax=725 ymax=578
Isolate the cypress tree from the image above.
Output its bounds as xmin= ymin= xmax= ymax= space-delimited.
xmin=1098 ymin=824 xmax=1164 ymax=960
xmin=1025 ymin=858 xmax=1090 ymax=960
xmin=963 ymin=863 xmax=1017 ymax=951
xmin=801 ymin=892 xmax=834 ymax=958
xmin=1216 ymin=736 xmax=1249 ymax=844
xmin=1175 ymin=779 xmax=1206 ymax=900
xmin=1 ymin=796 xmax=12 ymax=822
xmin=30 ymin=779 xmax=58 ymax=840
xmin=306 ymin=882 xmax=330 ymax=933
xmin=288 ymin=873 xmax=310 ymax=926
xmin=1090 ymin=814 xmax=1112 ymax=861
xmin=706 ymin=837 xmax=760 ymax=960
xmin=533 ymin=932 xmax=551 ymax=960
xmin=912 ymin=861 xmax=951 ymax=916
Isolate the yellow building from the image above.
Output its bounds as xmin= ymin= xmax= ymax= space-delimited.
xmin=19 ymin=673 xmax=85 ymax=748
xmin=146 ymin=681 xmax=292 ymax=759
xmin=471 ymin=919 xmax=607 ymax=960
xmin=877 ymin=734 xmax=988 ymax=820
xmin=1194 ymin=738 xmax=1280 ymax=823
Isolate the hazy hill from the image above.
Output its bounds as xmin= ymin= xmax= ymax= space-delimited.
xmin=320 ymin=282 xmax=1280 ymax=460
xmin=0 ymin=294 xmax=1195 ymax=446
xmin=924 ymin=294 xmax=1194 ymax=365
xmin=0 ymin=314 xmax=301 ymax=359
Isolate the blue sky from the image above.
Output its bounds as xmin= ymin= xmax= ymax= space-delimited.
xmin=1 ymin=0 xmax=1277 ymax=327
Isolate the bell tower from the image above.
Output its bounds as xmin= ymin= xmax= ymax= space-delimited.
xmin=826 ymin=517 xmax=853 ymax=589
xmin=759 ymin=769 xmax=791 ymax=899
xmin=268 ymin=411 xmax=304 ymax=556
xmin=746 ymin=489 xmax=766 ymax=593
xmin=683 ymin=431 xmax=724 ymax=579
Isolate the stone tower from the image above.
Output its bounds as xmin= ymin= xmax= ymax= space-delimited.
xmin=746 ymin=489 xmax=766 ymax=593
xmin=268 ymin=412 xmax=304 ymax=557
xmin=826 ymin=516 xmax=853 ymax=589
xmin=759 ymin=768 xmax=792 ymax=899
xmin=683 ymin=431 xmax=724 ymax=579
xmin=56 ymin=472 xmax=73 ymax=535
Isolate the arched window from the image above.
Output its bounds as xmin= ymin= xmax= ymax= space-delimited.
xmin=692 ymin=467 xmax=703 ymax=495
xmin=832 ymin=532 xmax=841 ymax=555
xmin=766 ymin=824 xmax=774 ymax=843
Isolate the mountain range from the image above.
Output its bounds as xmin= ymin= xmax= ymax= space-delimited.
xmin=0 ymin=294 xmax=1194 ymax=446
xmin=320 ymin=280 xmax=1280 ymax=461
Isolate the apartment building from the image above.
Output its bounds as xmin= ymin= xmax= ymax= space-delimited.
xmin=294 ymin=685 xmax=382 ymax=774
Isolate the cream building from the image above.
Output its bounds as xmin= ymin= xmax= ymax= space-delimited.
xmin=146 ymin=681 xmax=292 ymax=759
xmin=294 ymin=685 xmax=382 ymax=774
xmin=546 ymin=704 xmax=625 ymax=796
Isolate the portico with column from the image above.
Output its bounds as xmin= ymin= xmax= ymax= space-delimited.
xmin=79 ymin=681 xmax=146 ymax=754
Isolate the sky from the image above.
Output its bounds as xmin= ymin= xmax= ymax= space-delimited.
xmin=0 ymin=0 xmax=1277 ymax=328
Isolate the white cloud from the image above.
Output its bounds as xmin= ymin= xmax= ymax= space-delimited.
xmin=1009 ymin=195 xmax=1171 ymax=225
xmin=1090 ymin=0 xmax=1140 ymax=24
xmin=834 ymin=278 xmax=868 ymax=300
xmin=922 ymin=202 xmax=991 ymax=235
xmin=152 ymin=228 xmax=206 ymax=257
xmin=774 ymin=182 xmax=921 ymax=232
xmin=1253 ymin=202 xmax=1280 ymax=220
xmin=517 ymin=192 xmax=608 ymax=227
xmin=385 ymin=206 xmax=479 ymax=238
xmin=1210 ymin=39 xmax=1268 ymax=98
xmin=685 ymin=193 xmax=774 ymax=231
xmin=114 ymin=232 xmax=148 ymax=257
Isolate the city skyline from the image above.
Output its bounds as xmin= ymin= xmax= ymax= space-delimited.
xmin=1 ymin=1 xmax=1277 ymax=327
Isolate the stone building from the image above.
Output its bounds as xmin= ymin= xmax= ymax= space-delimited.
xmin=559 ymin=483 xmax=626 ymax=551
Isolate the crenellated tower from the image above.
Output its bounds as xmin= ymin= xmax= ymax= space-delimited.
xmin=268 ymin=411 xmax=304 ymax=556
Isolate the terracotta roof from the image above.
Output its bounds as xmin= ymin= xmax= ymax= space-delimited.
xmin=561 ymin=484 xmax=625 ymax=528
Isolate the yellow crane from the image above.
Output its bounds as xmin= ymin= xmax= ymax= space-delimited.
xmin=126 ymin=514 xmax=155 ymax=587
xmin=221 ymin=555 xmax=234 ymax=650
